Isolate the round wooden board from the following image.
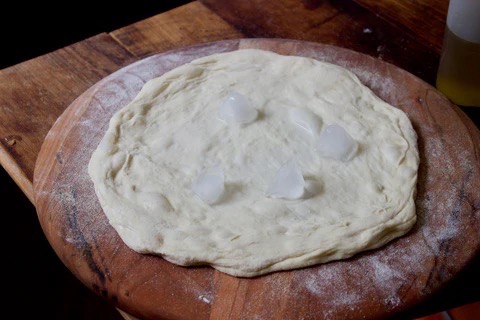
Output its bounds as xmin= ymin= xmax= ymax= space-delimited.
xmin=34 ymin=39 xmax=480 ymax=320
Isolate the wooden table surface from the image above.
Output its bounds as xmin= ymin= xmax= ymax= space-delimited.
xmin=1 ymin=0 xmax=478 ymax=318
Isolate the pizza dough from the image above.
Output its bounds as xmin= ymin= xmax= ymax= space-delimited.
xmin=88 ymin=49 xmax=419 ymax=277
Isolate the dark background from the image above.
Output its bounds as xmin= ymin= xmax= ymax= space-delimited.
xmin=1 ymin=1 xmax=479 ymax=318
xmin=1 ymin=1 xmax=191 ymax=69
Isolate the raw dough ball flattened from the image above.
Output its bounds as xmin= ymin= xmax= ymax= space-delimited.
xmin=88 ymin=49 xmax=419 ymax=277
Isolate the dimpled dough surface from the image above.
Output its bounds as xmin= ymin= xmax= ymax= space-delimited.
xmin=88 ymin=49 xmax=419 ymax=277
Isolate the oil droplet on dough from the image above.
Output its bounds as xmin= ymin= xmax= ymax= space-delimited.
xmin=191 ymin=166 xmax=225 ymax=204
xmin=217 ymin=92 xmax=258 ymax=125
xmin=266 ymin=159 xmax=305 ymax=200
xmin=316 ymin=124 xmax=358 ymax=161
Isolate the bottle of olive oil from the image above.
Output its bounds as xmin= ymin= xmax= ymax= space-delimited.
xmin=436 ymin=0 xmax=480 ymax=107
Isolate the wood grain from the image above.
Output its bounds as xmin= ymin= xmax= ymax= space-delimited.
xmin=110 ymin=2 xmax=243 ymax=58
xmin=34 ymin=39 xmax=480 ymax=320
xmin=200 ymin=0 xmax=441 ymax=83
xmin=352 ymin=0 xmax=448 ymax=53
xmin=0 ymin=34 xmax=135 ymax=202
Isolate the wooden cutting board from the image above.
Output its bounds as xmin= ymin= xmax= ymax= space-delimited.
xmin=33 ymin=39 xmax=480 ymax=320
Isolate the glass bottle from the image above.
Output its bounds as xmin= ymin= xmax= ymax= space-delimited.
xmin=436 ymin=0 xmax=480 ymax=107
